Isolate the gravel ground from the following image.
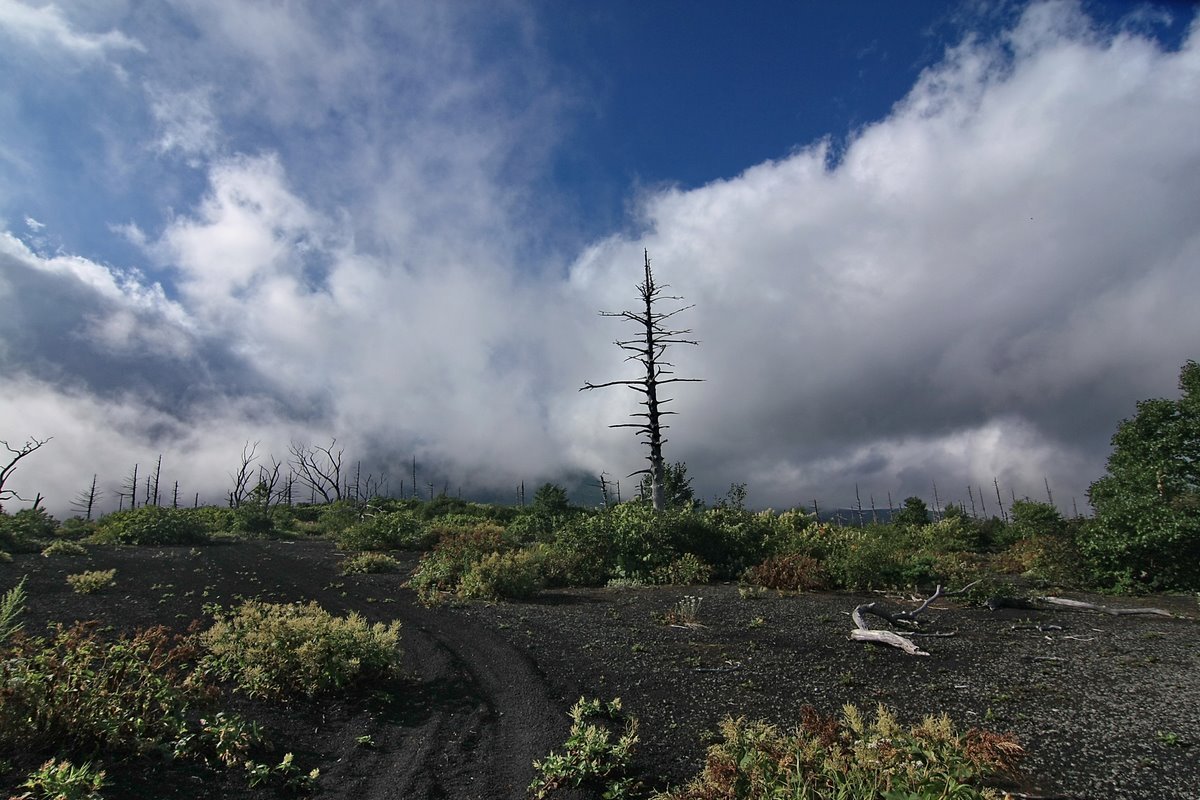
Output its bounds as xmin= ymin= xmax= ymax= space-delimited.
xmin=2 ymin=539 xmax=1197 ymax=799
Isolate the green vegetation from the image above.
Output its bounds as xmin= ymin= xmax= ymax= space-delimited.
xmin=339 ymin=552 xmax=402 ymax=574
xmin=41 ymin=540 xmax=87 ymax=558
xmin=655 ymin=704 xmax=1023 ymax=800
xmin=197 ymin=600 xmax=402 ymax=700
xmin=529 ymin=697 xmax=639 ymax=800
xmin=15 ymin=758 xmax=106 ymax=800
xmin=1083 ymin=359 xmax=1200 ymax=590
xmin=66 ymin=569 xmax=116 ymax=594
xmin=90 ymin=506 xmax=207 ymax=546
xmin=336 ymin=509 xmax=433 ymax=551
xmin=0 ymin=577 xmax=26 ymax=644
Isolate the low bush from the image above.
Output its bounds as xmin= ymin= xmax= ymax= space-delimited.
xmin=650 ymin=553 xmax=713 ymax=586
xmin=457 ymin=549 xmax=545 ymax=601
xmin=41 ymin=540 xmax=87 ymax=558
xmin=91 ymin=506 xmax=207 ymax=546
xmin=0 ymin=623 xmax=206 ymax=755
xmin=529 ymin=697 xmax=639 ymax=800
xmin=340 ymin=552 xmax=403 ymax=574
xmin=0 ymin=621 xmax=309 ymax=793
xmin=336 ymin=510 xmax=433 ymax=551
xmin=66 ymin=569 xmax=116 ymax=594
xmin=0 ymin=509 xmax=57 ymax=553
xmin=743 ymin=553 xmax=828 ymax=591
xmin=407 ymin=525 xmax=507 ymax=602
xmin=197 ymin=600 xmax=402 ymax=700
xmin=656 ymin=703 xmax=1023 ymax=800
xmin=15 ymin=757 xmax=106 ymax=800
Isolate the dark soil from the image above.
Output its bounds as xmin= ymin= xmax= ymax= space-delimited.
xmin=2 ymin=539 xmax=1198 ymax=799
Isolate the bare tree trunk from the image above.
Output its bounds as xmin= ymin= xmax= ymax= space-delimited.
xmin=580 ymin=250 xmax=700 ymax=513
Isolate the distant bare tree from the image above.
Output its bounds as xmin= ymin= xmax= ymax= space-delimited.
xmin=580 ymin=250 xmax=701 ymax=512
xmin=121 ymin=463 xmax=140 ymax=510
xmin=289 ymin=439 xmax=344 ymax=503
xmin=71 ymin=474 xmax=102 ymax=520
xmin=229 ymin=441 xmax=260 ymax=508
xmin=0 ymin=435 xmax=52 ymax=511
xmin=150 ymin=455 xmax=163 ymax=506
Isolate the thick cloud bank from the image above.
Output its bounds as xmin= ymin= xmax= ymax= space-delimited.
xmin=1 ymin=1 xmax=1198 ymax=516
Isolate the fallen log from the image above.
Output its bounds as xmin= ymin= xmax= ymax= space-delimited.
xmin=1037 ymin=596 xmax=1174 ymax=617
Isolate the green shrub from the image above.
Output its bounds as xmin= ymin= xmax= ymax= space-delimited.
xmin=0 ymin=623 xmax=205 ymax=755
xmin=551 ymin=514 xmax=617 ymax=586
xmin=656 ymin=704 xmax=1023 ymax=800
xmin=16 ymin=757 xmax=106 ymax=800
xmin=529 ymin=698 xmax=639 ymax=800
xmin=91 ymin=506 xmax=207 ymax=546
xmin=66 ymin=569 xmax=116 ymax=594
xmin=457 ymin=549 xmax=545 ymax=601
xmin=0 ymin=509 xmax=57 ymax=553
xmin=41 ymin=540 xmax=87 ymax=558
xmin=313 ymin=501 xmax=362 ymax=537
xmin=197 ymin=600 xmax=402 ymax=700
xmin=407 ymin=525 xmax=507 ymax=602
xmin=743 ymin=553 xmax=828 ymax=591
xmin=56 ymin=517 xmax=98 ymax=540
xmin=650 ymin=553 xmax=714 ymax=586
xmin=339 ymin=552 xmax=402 ymax=574
xmin=336 ymin=510 xmax=432 ymax=551
xmin=693 ymin=508 xmax=774 ymax=578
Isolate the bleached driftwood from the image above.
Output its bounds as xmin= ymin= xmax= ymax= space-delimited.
xmin=850 ymin=604 xmax=930 ymax=656
xmin=1037 ymin=596 xmax=1174 ymax=617
xmin=847 ymin=581 xmax=983 ymax=654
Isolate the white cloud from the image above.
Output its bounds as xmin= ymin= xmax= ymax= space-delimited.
xmin=3 ymin=0 xmax=1199 ymax=520
xmin=0 ymin=0 xmax=142 ymax=58
xmin=148 ymin=84 xmax=220 ymax=163
xmin=564 ymin=1 xmax=1200 ymax=510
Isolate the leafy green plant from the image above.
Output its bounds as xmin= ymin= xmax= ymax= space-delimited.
xmin=90 ymin=506 xmax=207 ymax=546
xmin=457 ymin=548 xmax=545 ymax=601
xmin=66 ymin=569 xmax=115 ymax=594
xmin=407 ymin=524 xmax=507 ymax=602
xmin=0 ymin=576 xmax=26 ymax=644
xmin=197 ymin=600 xmax=402 ymax=700
xmin=339 ymin=552 xmax=402 ymax=574
xmin=0 ymin=623 xmax=202 ymax=755
xmin=41 ymin=540 xmax=87 ymax=558
xmin=743 ymin=552 xmax=828 ymax=591
xmin=529 ymin=697 xmax=639 ymax=799
xmin=1084 ymin=359 xmax=1200 ymax=590
xmin=336 ymin=510 xmax=433 ymax=551
xmin=0 ymin=508 xmax=58 ymax=553
xmin=664 ymin=595 xmax=703 ymax=627
xmin=656 ymin=703 xmax=1023 ymax=800
xmin=15 ymin=758 xmax=106 ymax=800
xmin=650 ymin=553 xmax=713 ymax=586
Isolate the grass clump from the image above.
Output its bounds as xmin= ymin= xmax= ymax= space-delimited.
xmin=66 ymin=569 xmax=115 ymax=594
xmin=197 ymin=600 xmax=402 ymax=700
xmin=656 ymin=703 xmax=1023 ymax=800
xmin=529 ymin=697 xmax=639 ymax=799
xmin=340 ymin=552 xmax=402 ymax=574
xmin=14 ymin=757 xmax=106 ymax=800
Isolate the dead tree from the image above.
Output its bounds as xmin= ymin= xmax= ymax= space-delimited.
xmin=580 ymin=250 xmax=701 ymax=512
xmin=122 ymin=463 xmax=139 ymax=510
xmin=288 ymin=439 xmax=344 ymax=503
xmin=71 ymin=474 xmax=102 ymax=520
xmin=229 ymin=441 xmax=260 ymax=508
xmin=0 ymin=436 xmax=52 ymax=511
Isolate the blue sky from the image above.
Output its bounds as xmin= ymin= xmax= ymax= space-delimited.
xmin=1 ymin=0 xmax=1198 ymax=516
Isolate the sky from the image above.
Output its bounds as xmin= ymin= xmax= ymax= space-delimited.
xmin=1 ymin=0 xmax=1198 ymax=518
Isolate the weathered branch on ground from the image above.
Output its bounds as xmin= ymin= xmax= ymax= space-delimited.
xmin=847 ymin=582 xmax=981 ymax=654
xmin=1036 ymin=596 xmax=1174 ymax=617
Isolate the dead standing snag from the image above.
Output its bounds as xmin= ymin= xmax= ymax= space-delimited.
xmin=580 ymin=251 xmax=701 ymax=512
